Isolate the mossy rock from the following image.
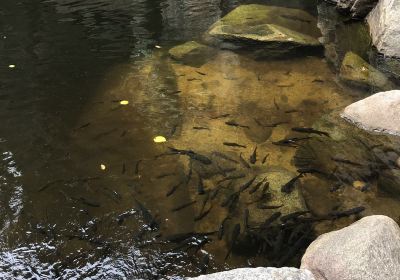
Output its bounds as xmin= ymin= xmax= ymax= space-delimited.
xmin=168 ymin=41 xmax=216 ymax=67
xmin=205 ymin=4 xmax=322 ymax=57
xmin=339 ymin=51 xmax=394 ymax=90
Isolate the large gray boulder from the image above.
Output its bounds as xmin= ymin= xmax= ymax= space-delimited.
xmin=189 ymin=267 xmax=315 ymax=280
xmin=341 ymin=90 xmax=400 ymax=136
xmin=301 ymin=215 xmax=400 ymax=280
xmin=367 ymin=0 xmax=400 ymax=58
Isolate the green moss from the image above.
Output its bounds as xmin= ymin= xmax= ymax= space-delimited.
xmin=168 ymin=41 xmax=216 ymax=67
xmin=340 ymin=52 xmax=393 ymax=90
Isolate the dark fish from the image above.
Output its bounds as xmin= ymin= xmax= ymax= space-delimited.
xmin=329 ymin=206 xmax=365 ymax=218
xmin=197 ymin=176 xmax=206 ymax=195
xmin=134 ymin=198 xmax=159 ymax=230
xmin=243 ymin=209 xmax=249 ymax=230
xmin=168 ymin=147 xmax=212 ymax=165
xmin=217 ymin=173 xmax=246 ymax=184
xmin=221 ymin=191 xmax=240 ymax=208
xmin=261 ymin=154 xmax=269 ymax=164
xmin=249 ymin=146 xmax=257 ymax=164
xmin=79 ymin=197 xmax=101 ymax=208
xmin=274 ymin=98 xmax=280 ymax=110
xmin=239 ymin=176 xmax=257 ymax=192
xmin=210 ymin=187 xmax=220 ymax=200
xmin=292 ymin=127 xmax=330 ymax=137
xmin=76 ymin=122 xmax=90 ymax=130
xmin=331 ymin=157 xmax=363 ymax=166
xmin=285 ymin=109 xmax=300 ymax=114
xmin=135 ymin=160 xmax=142 ymax=175
xmin=247 ymin=192 xmax=271 ymax=204
xmin=170 ymin=124 xmax=178 ymax=136
xmin=38 ymin=177 xmax=99 ymax=192
xmin=273 ymin=137 xmax=311 ymax=147
xmin=278 ymin=228 xmax=312 ymax=266
xmin=218 ymin=216 xmax=230 ymax=240
xmin=199 ymin=254 xmax=210 ymax=274
xmin=225 ymin=224 xmax=241 ymax=260
xmin=281 ymin=174 xmax=303 ymax=193
xmin=249 ymin=178 xmax=266 ymax=194
xmin=225 ymin=120 xmax=249 ymax=129
xmin=261 ymin=181 xmax=270 ymax=193
xmin=196 ymin=71 xmax=206 ymax=76
xmin=166 ymin=181 xmax=184 ymax=197
xmin=280 ymin=211 xmax=310 ymax=223
xmin=312 ymin=79 xmax=324 ymax=83
xmin=297 ymin=168 xmax=327 ymax=175
xmin=257 ymin=204 xmax=283 ymax=210
xmin=156 ymin=172 xmax=176 ymax=179
xmin=239 ymin=153 xmax=251 ymax=169
xmin=200 ymin=192 xmax=210 ymax=213
xmin=120 ymin=130 xmax=127 ymax=137
xmin=254 ymin=119 xmax=287 ymax=127
xmin=261 ymin=212 xmax=281 ymax=228
xmin=212 ymin=151 xmax=239 ymax=164
xmin=122 ymin=163 xmax=126 ymax=174
xmin=186 ymin=162 xmax=193 ymax=184
xmin=171 ymin=200 xmax=196 ymax=212
xmin=210 ymin=113 xmax=230 ymax=119
xmin=187 ymin=78 xmax=201 ymax=81
xmin=223 ymin=142 xmax=247 ymax=148
xmin=194 ymin=206 xmax=213 ymax=221
xmin=193 ymin=126 xmax=209 ymax=130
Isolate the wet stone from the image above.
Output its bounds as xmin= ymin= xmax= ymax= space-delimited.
xmin=205 ymin=4 xmax=322 ymax=58
xmin=339 ymin=52 xmax=393 ymax=90
xmin=168 ymin=41 xmax=217 ymax=67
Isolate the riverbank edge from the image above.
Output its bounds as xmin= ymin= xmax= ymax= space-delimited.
xmin=189 ymin=215 xmax=400 ymax=280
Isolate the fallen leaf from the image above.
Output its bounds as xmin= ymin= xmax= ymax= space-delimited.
xmin=153 ymin=136 xmax=167 ymax=143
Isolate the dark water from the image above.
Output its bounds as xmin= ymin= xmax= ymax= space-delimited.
xmin=0 ymin=0 xmax=399 ymax=279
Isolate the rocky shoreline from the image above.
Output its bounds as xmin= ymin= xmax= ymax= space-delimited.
xmin=191 ymin=215 xmax=400 ymax=280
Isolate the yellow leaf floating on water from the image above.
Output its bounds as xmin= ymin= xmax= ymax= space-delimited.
xmin=153 ymin=136 xmax=167 ymax=143
xmin=120 ymin=100 xmax=129 ymax=105
xmin=100 ymin=164 xmax=106 ymax=170
xmin=8 ymin=64 xmax=15 ymax=68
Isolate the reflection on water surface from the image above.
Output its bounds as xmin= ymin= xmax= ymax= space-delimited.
xmin=0 ymin=0 xmax=399 ymax=279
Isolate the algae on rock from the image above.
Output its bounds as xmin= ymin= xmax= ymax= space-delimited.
xmin=205 ymin=4 xmax=322 ymax=58
xmin=168 ymin=41 xmax=216 ymax=67
xmin=340 ymin=51 xmax=393 ymax=90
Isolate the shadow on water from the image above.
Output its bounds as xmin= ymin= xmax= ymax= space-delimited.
xmin=0 ymin=0 xmax=399 ymax=279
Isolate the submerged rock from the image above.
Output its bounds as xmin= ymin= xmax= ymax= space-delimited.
xmin=301 ymin=215 xmax=400 ymax=280
xmin=339 ymin=52 xmax=393 ymax=90
xmin=341 ymin=90 xmax=400 ymax=136
xmin=168 ymin=41 xmax=216 ymax=67
xmin=205 ymin=5 xmax=322 ymax=58
xmin=189 ymin=267 xmax=316 ymax=280
xmin=367 ymin=0 xmax=400 ymax=58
